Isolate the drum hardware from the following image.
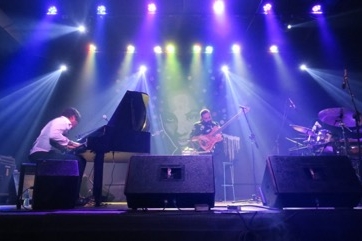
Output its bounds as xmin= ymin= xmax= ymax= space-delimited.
xmin=289 ymin=124 xmax=315 ymax=136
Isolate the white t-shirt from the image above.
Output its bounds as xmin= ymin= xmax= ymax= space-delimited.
xmin=30 ymin=116 xmax=72 ymax=154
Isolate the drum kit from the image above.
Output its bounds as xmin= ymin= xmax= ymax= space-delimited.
xmin=288 ymin=107 xmax=362 ymax=157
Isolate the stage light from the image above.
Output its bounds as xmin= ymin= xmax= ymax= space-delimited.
xmin=287 ymin=24 xmax=292 ymax=29
xmin=311 ymin=5 xmax=322 ymax=14
xmin=193 ymin=45 xmax=202 ymax=53
xmin=263 ymin=3 xmax=272 ymax=14
xmin=89 ymin=44 xmax=97 ymax=52
xmin=231 ymin=44 xmax=241 ymax=53
xmin=139 ymin=65 xmax=147 ymax=73
xmin=97 ymin=5 xmax=107 ymax=15
xmin=154 ymin=46 xmax=162 ymax=54
xmin=300 ymin=64 xmax=307 ymax=70
xmin=221 ymin=65 xmax=229 ymax=73
xmin=127 ymin=45 xmax=135 ymax=53
xmin=166 ymin=44 xmax=175 ymax=53
xmin=47 ymin=6 xmax=57 ymax=15
xmin=269 ymin=45 xmax=278 ymax=53
xmin=148 ymin=3 xmax=157 ymax=14
xmin=205 ymin=46 xmax=213 ymax=54
xmin=213 ymin=0 xmax=225 ymax=14
xmin=60 ymin=65 xmax=67 ymax=72
xmin=78 ymin=25 xmax=86 ymax=33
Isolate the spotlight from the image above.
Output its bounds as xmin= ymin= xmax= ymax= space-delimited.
xmin=269 ymin=45 xmax=278 ymax=53
xmin=311 ymin=5 xmax=322 ymax=14
xmin=166 ymin=44 xmax=175 ymax=53
xmin=193 ymin=45 xmax=202 ymax=53
xmin=47 ymin=6 xmax=57 ymax=15
xmin=263 ymin=3 xmax=272 ymax=14
xmin=205 ymin=46 xmax=213 ymax=54
xmin=78 ymin=25 xmax=86 ymax=33
xmin=60 ymin=65 xmax=67 ymax=72
xmin=221 ymin=65 xmax=229 ymax=73
xmin=148 ymin=3 xmax=157 ymax=14
xmin=89 ymin=44 xmax=97 ymax=52
xmin=231 ymin=44 xmax=241 ymax=53
xmin=213 ymin=0 xmax=225 ymax=14
xmin=97 ymin=5 xmax=107 ymax=15
xmin=139 ymin=65 xmax=147 ymax=73
xmin=154 ymin=46 xmax=162 ymax=54
xmin=300 ymin=64 xmax=307 ymax=71
xmin=127 ymin=45 xmax=135 ymax=53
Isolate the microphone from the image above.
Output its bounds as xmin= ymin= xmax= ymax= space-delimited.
xmin=288 ymin=98 xmax=296 ymax=109
xmin=342 ymin=69 xmax=347 ymax=89
xmin=102 ymin=114 xmax=109 ymax=122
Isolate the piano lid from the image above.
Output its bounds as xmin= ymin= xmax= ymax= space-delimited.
xmin=108 ymin=90 xmax=149 ymax=132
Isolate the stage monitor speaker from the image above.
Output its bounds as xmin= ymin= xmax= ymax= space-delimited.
xmin=261 ymin=155 xmax=362 ymax=208
xmin=124 ymin=155 xmax=215 ymax=209
xmin=32 ymin=160 xmax=79 ymax=210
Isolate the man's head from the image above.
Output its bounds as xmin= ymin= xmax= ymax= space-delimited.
xmin=62 ymin=107 xmax=81 ymax=127
xmin=200 ymin=109 xmax=212 ymax=123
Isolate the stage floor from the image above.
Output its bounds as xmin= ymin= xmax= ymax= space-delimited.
xmin=1 ymin=200 xmax=362 ymax=241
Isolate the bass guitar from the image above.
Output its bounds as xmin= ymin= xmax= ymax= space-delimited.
xmin=191 ymin=108 xmax=247 ymax=152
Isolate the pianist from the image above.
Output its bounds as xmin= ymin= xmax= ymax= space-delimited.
xmin=28 ymin=107 xmax=87 ymax=204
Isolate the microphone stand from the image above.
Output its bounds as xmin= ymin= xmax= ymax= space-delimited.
xmin=274 ymin=99 xmax=291 ymax=155
xmin=344 ymin=70 xmax=362 ymax=181
xmin=240 ymin=106 xmax=260 ymax=198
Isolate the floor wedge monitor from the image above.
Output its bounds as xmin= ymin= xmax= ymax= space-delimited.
xmin=125 ymin=155 xmax=215 ymax=209
xmin=261 ymin=155 xmax=362 ymax=208
xmin=32 ymin=159 xmax=79 ymax=210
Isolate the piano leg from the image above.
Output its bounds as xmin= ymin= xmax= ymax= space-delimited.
xmin=93 ymin=152 xmax=105 ymax=207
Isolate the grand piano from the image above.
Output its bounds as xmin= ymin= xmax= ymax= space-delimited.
xmin=78 ymin=90 xmax=151 ymax=206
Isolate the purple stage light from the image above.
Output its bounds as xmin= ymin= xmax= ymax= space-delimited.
xmin=263 ymin=3 xmax=272 ymax=14
xmin=213 ymin=0 xmax=225 ymax=14
xmin=311 ymin=5 xmax=323 ymax=14
xmin=148 ymin=3 xmax=157 ymax=14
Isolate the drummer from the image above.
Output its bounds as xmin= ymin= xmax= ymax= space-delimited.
xmin=309 ymin=120 xmax=335 ymax=155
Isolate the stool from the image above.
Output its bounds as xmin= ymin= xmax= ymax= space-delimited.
xmin=222 ymin=162 xmax=235 ymax=202
xmin=16 ymin=163 xmax=36 ymax=209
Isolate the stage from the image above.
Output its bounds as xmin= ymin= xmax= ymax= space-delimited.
xmin=1 ymin=201 xmax=362 ymax=241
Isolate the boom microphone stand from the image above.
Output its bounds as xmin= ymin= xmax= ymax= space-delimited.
xmin=240 ymin=106 xmax=260 ymax=198
xmin=343 ymin=69 xmax=362 ymax=180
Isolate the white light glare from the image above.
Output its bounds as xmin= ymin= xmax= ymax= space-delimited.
xmin=139 ymin=65 xmax=147 ymax=73
xmin=148 ymin=3 xmax=157 ymax=13
xmin=154 ymin=46 xmax=162 ymax=54
xmin=221 ymin=65 xmax=229 ymax=73
xmin=78 ymin=25 xmax=86 ymax=33
xmin=127 ymin=45 xmax=135 ymax=53
xmin=269 ymin=45 xmax=279 ymax=53
xmin=60 ymin=65 xmax=67 ymax=72
xmin=263 ymin=3 xmax=272 ymax=14
xmin=213 ymin=0 xmax=225 ymax=14
xmin=47 ymin=6 xmax=57 ymax=15
xmin=231 ymin=44 xmax=241 ymax=53
xmin=311 ymin=5 xmax=323 ymax=14
xmin=205 ymin=46 xmax=213 ymax=54
xmin=193 ymin=45 xmax=202 ymax=53
xmin=300 ymin=64 xmax=307 ymax=71
xmin=97 ymin=5 xmax=107 ymax=15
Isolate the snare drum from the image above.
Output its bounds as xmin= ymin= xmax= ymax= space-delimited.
xmin=316 ymin=129 xmax=332 ymax=143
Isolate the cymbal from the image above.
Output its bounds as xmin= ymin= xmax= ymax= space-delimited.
xmin=290 ymin=124 xmax=315 ymax=136
xmin=318 ymin=107 xmax=355 ymax=127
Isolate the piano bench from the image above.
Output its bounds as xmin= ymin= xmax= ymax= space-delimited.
xmin=16 ymin=163 xmax=36 ymax=210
